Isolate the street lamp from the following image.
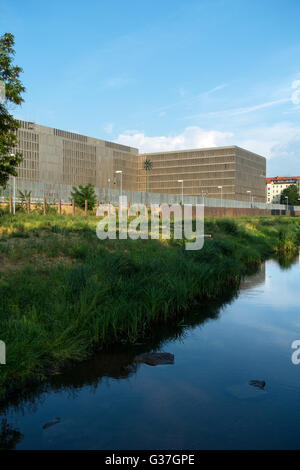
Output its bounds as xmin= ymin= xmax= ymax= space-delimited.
xmin=218 ymin=185 xmax=223 ymax=206
xmin=177 ymin=179 xmax=183 ymax=204
xmin=107 ymin=177 xmax=111 ymax=202
xmin=10 ymin=153 xmax=16 ymax=215
xmin=246 ymin=190 xmax=252 ymax=204
xmin=285 ymin=196 xmax=288 ymax=211
xmin=115 ymin=170 xmax=122 ymax=197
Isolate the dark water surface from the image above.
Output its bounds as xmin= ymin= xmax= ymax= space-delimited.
xmin=1 ymin=256 xmax=300 ymax=450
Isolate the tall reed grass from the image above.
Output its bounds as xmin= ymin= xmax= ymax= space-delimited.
xmin=0 ymin=213 xmax=299 ymax=399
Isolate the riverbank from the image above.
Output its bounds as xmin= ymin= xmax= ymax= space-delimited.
xmin=0 ymin=213 xmax=299 ymax=399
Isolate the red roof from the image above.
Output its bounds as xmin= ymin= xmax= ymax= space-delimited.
xmin=266 ymin=176 xmax=300 ymax=183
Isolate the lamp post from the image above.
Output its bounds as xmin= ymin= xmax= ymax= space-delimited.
xmin=246 ymin=190 xmax=252 ymax=203
xmin=177 ymin=179 xmax=183 ymax=204
xmin=285 ymin=196 xmax=288 ymax=211
xmin=218 ymin=185 xmax=223 ymax=206
xmin=10 ymin=153 xmax=16 ymax=215
xmin=115 ymin=170 xmax=122 ymax=197
xmin=108 ymin=177 xmax=111 ymax=202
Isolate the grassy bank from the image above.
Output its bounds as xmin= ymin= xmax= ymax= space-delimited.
xmin=0 ymin=212 xmax=300 ymax=399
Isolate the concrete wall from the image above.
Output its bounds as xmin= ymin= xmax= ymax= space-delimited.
xmin=202 ymin=207 xmax=300 ymax=218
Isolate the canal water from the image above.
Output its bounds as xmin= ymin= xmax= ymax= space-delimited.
xmin=1 ymin=256 xmax=300 ymax=450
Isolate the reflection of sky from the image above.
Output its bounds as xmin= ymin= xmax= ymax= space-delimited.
xmin=4 ymin=259 xmax=300 ymax=450
xmin=240 ymin=260 xmax=300 ymax=309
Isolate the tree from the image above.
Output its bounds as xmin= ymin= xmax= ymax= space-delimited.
xmin=71 ymin=183 xmax=97 ymax=210
xmin=17 ymin=188 xmax=31 ymax=208
xmin=0 ymin=33 xmax=25 ymax=188
xmin=143 ymin=158 xmax=152 ymax=193
xmin=280 ymin=184 xmax=300 ymax=206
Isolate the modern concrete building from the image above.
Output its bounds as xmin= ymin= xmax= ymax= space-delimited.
xmin=266 ymin=176 xmax=300 ymax=203
xmin=14 ymin=120 xmax=139 ymax=192
xmin=139 ymin=146 xmax=266 ymax=201
xmin=13 ymin=120 xmax=266 ymax=202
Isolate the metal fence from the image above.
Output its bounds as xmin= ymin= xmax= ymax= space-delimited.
xmin=1 ymin=179 xmax=300 ymax=212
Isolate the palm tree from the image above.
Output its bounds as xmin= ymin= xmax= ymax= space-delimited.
xmin=17 ymin=189 xmax=32 ymax=208
xmin=143 ymin=158 xmax=152 ymax=193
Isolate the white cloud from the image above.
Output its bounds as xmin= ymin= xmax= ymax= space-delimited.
xmin=292 ymin=80 xmax=300 ymax=89
xmin=231 ymin=98 xmax=290 ymax=115
xmin=155 ymin=83 xmax=228 ymax=115
xmin=184 ymin=98 xmax=290 ymax=120
xmin=117 ymin=122 xmax=300 ymax=175
xmin=291 ymin=80 xmax=300 ymax=105
xmin=185 ymin=80 xmax=300 ymax=120
xmin=117 ymin=126 xmax=234 ymax=153
xmin=203 ymin=83 xmax=228 ymax=95
xmin=236 ymin=122 xmax=300 ymax=158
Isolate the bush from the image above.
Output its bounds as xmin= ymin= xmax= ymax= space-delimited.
xmin=217 ymin=218 xmax=238 ymax=234
xmin=71 ymin=184 xmax=97 ymax=210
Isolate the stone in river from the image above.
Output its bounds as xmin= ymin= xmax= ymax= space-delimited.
xmin=228 ymin=381 xmax=267 ymax=399
xmin=134 ymin=352 xmax=174 ymax=366
xmin=249 ymin=380 xmax=266 ymax=390
xmin=42 ymin=417 xmax=61 ymax=430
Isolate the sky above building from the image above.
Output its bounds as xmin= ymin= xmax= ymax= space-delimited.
xmin=1 ymin=0 xmax=300 ymax=176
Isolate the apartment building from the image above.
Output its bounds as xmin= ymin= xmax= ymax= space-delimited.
xmin=266 ymin=176 xmax=300 ymax=203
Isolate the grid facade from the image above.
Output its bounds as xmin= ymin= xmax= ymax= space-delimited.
xmin=139 ymin=146 xmax=266 ymax=202
xmin=13 ymin=121 xmax=266 ymax=202
xmin=14 ymin=121 xmax=40 ymax=181
xmin=112 ymin=150 xmax=138 ymax=191
xmin=14 ymin=121 xmax=138 ymax=192
xmin=62 ymin=140 xmax=97 ymax=186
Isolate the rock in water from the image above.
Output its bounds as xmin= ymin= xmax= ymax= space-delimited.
xmin=249 ymin=380 xmax=266 ymax=390
xmin=134 ymin=352 xmax=174 ymax=366
xmin=42 ymin=418 xmax=61 ymax=430
xmin=228 ymin=382 xmax=267 ymax=399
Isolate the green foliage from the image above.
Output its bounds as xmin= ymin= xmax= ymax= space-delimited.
xmin=0 ymin=33 xmax=25 ymax=188
xmin=217 ymin=218 xmax=239 ymax=234
xmin=0 ymin=213 xmax=299 ymax=398
xmin=280 ymin=184 xmax=300 ymax=205
xmin=17 ymin=189 xmax=31 ymax=208
xmin=71 ymin=183 xmax=97 ymax=210
xmin=143 ymin=158 xmax=152 ymax=172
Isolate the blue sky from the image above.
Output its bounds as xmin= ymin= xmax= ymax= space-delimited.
xmin=1 ymin=0 xmax=300 ymax=175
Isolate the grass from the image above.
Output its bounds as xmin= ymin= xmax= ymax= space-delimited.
xmin=0 ymin=210 xmax=300 ymax=400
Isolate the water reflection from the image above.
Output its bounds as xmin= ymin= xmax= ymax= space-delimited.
xmin=0 ymin=288 xmax=238 ymax=417
xmin=1 ymin=254 xmax=300 ymax=450
xmin=0 ymin=419 xmax=23 ymax=450
xmin=239 ymin=263 xmax=265 ymax=291
xmin=276 ymin=249 xmax=300 ymax=269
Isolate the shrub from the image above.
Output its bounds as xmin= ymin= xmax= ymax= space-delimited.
xmin=71 ymin=184 xmax=97 ymax=210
